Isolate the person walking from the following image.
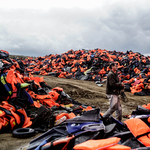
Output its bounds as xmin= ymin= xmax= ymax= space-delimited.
xmin=103 ymin=62 xmax=124 ymax=122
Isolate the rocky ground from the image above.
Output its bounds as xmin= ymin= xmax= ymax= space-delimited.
xmin=1 ymin=75 xmax=150 ymax=150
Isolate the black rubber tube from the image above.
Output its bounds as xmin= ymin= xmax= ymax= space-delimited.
xmin=12 ymin=128 xmax=36 ymax=138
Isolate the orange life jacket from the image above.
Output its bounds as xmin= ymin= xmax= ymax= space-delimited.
xmin=0 ymin=102 xmax=22 ymax=129
xmin=28 ymin=90 xmax=60 ymax=108
xmin=73 ymin=137 xmax=121 ymax=150
xmin=17 ymin=108 xmax=32 ymax=128
xmin=125 ymin=118 xmax=150 ymax=147
xmin=6 ymin=70 xmax=24 ymax=91
xmin=48 ymin=90 xmax=60 ymax=101
xmin=32 ymin=101 xmax=41 ymax=108
xmin=0 ymin=50 xmax=9 ymax=54
xmin=99 ymin=67 xmax=106 ymax=75
xmin=104 ymin=144 xmax=131 ymax=150
xmin=143 ymin=103 xmax=150 ymax=110
xmin=0 ymin=117 xmax=9 ymax=130
xmin=7 ymin=115 xmax=16 ymax=130
xmin=52 ymin=87 xmax=63 ymax=92
xmin=134 ymin=68 xmax=141 ymax=74
xmin=39 ymin=99 xmax=60 ymax=108
xmin=0 ymin=106 xmax=17 ymax=130
xmin=82 ymin=106 xmax=93 ymax=111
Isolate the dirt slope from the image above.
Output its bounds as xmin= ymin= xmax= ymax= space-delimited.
xmin=1 ymin=75 xmax=150 ymax=150
xmin=43 ymin=76 xmax=149 ymax=116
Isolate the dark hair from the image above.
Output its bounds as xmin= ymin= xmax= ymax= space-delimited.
xmin=109 ymin=62 xmax=116 ymax=69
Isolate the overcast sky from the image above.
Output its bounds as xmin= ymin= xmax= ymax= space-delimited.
xmin=0 ymin=0 xmax=150 ymax=57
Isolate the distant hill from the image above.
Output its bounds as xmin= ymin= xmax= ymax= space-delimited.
xmin=9 ymin=54 xmax=36 ymax=59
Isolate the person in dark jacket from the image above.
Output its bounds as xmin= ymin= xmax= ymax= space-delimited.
xmin=103 ymin=62 xmax=124 ymax=122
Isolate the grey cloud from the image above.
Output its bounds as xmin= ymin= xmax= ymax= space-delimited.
xmin=0 ymin=4 xmax=150 ymax=56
